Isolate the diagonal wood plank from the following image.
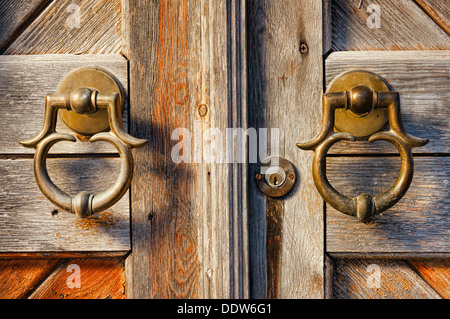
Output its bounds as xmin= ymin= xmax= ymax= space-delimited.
xmin=332 ymin=0 xmax=450 ymax=51
xmin=0 ymin=258 xmax=60 ymax=299
xmin=28 ymin=258 xmax=126 ymax=299
xmin=408 ymin=259 xmax=450 ymax=299
xmin=333 ymin=259 xmax=441 ymax=299
xmin=0 ymin=0 xmax=51 ymax=52
xmin=4 ymin=0 xmax=122 ymax=54
xmin=413 ymin=0 xmax=450 ymax=36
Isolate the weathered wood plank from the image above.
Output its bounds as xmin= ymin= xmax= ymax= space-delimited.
xmin=0 ymin=158 xmax=130 ymax=253
xmin=408 ymin=259 xmax=450 ymax=299
xmin=28 ymin=258 xmax=126 ymax=299
xmin=125 ymin=0 xmax=199 ymax=299
xmin=331 ymin=0 xmax=450 ymax=51
xmin=247 ymin=0 xmax=324 ymax=298
xmin=4 ymin=0 xmax=122 ymax=54
xmin=333 ymin=259 xmax=441 ymax=299
xmin=0 ymin=0 xmax=50 ymax=52
xmin=326 ymin=51 xmax=449 ymax=154
xmin=413 ymin=0 xmax=450 ymax=36
xmin=326 ymin=157 xmax=449 ymax=255
xmin=189 ymin=0 xmax=249 ymax=299
xmin=125 ymin=0 xmax=249 ymax=299
xmin=0 ymin=54 xmax=128 ymax=154
xmin=0 ymin=258 xmax=60 ymax=299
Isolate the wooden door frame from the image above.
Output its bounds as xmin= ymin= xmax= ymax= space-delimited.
xmin=122 ymin=0 xmax=328 ymax=299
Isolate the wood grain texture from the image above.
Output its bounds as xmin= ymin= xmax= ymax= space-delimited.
xmin=331 ymin=0 xmax=450 ymax=51
xmin=0 ymin=158 xmax=130 ymax=253
xmin=326 ymin=50 xmax=449 ymax=154
xmin=408 ymin=259 xmax=450 ymax=298
xmin=333 ymin=259 xmax=441 ymax=299
xmin=125 ymin=0 xmax=249 ymax=299
xmin=0 ymin=54 xmax=128 ymax=154
xmin=0 ymin=0 xmax=50 ymax=52
xmin=28 ymin=258 xmax=126 ymax=299
xmin=326 ymin=157 xmax=449 ymax=255
xmin=0 ymin=258 xmax=60 ymax=299
xmin=413 ymin=0 xmax=450 ymax=36
xmin=4 ymin=0 xmax=122 ymax=54
xmin=125 ymin=0 xmax=199 ymax=299
xmin=247 ymin=0 xmax=324 ymax=298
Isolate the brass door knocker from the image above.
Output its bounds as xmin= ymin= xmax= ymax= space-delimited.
xmin=19 ymin=67 xmax=147 ymax=218
xmin=297 ymin=70 xmax=428 ymax=222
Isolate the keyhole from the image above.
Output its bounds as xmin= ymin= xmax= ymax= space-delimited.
xmin=265 ymin=167 xmax=286 ymax=188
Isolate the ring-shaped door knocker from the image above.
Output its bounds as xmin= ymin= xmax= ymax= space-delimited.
xmin=19 ymin=68 xmax=147 ymax=218
xmin=297 ymin=70 xmax=428 ymax=222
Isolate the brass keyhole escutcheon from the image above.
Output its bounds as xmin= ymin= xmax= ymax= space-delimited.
xmin=256 ymin=156 xmax=295 ymax=198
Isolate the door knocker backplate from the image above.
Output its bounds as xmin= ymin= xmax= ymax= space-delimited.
xmin=297 ymin=70 xmax=428 ymax=222
xmin=19 ymin=67 xmax=147 ymax=218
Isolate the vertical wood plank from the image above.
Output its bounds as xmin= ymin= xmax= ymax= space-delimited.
xmin=247 ymin=0 xmax=324 ymax=298
xmin=124 ymin=0 xmax=249 ymax=299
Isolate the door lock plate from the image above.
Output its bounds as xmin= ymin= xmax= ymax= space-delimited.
xmin=255 ymin=156 xmax=296 ymax=198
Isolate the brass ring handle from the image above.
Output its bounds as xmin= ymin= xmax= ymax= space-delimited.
xmin=297 ymin=71 xmax=428 ymax=222
xmin=20 ymin=78 xmax=147 ymax=218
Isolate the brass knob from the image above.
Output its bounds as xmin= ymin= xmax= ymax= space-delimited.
xmin=297 ymin=70 xmax=428 ymax=222
xmin=19 ymin=68 xmax=147 ymax=218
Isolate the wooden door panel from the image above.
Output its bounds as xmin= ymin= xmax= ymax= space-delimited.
xmin=0 ymin=55 xmax=128 ymax=154
xmin=326 ymin=157 xmax=449 ymax=255
xmin=332 ymin=259 xmax=442 ymax=299
xmin=3 ymin=0 xmax=123 ymax=55
xmin=0 ymin=258 xmax=60 ymax=299
xmin=326 ymin=51 xmax=449 ymax=154
xmin=0 ymin=0 xmax=50 ymax=52
xmin=0 ymin=158 xmax=130 ymax=253
xmin=0 ymin=257 xmax=126 ymax=299
xmin=331 ymin=0 xmax=450 ymax=51
xmin=326 ymin=0 xmax=449 ymax=299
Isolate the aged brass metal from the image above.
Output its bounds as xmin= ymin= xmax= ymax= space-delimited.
xmin=256 ymin=156 xmax=296 ymax=198
xmin=297 ymin=70 xmax=428 ymax=222
xmin=19 ymin=68 xmax=147 ymax=218
xmin=58 ymin=67 xmax=125 ymax=136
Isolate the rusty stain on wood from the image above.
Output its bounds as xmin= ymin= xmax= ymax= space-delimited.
xmin=266 ymin=198 xmax=284 ymax=299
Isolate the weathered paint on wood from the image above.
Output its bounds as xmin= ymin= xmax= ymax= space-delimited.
xmin=0 ymin=158 xmax=130 ymax=253
xmin=331 ymin=0 xmax=450 ymax=51
xmin=326 ymin=157 xmax=449 ymax=255
xmin=332 ymin=259 xmax=441 ymax=299
xmin=247 ymin=0 xmax=325 ymax=298
xmin=0 ymin=54 xmax=128 ymax=154
xmin=4 ymin=0 xmax=123 ymax=55
xmin=28 ymin=258 xmax=126 ymax=299
xmin=124 ymin=0 xmax=249 ymax=299
xmin=326 ymin=50 xmax=449 ymax=154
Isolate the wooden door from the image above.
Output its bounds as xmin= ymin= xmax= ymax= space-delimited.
xmin=0 ymin=0 xmax=448 ymax=300
xmin=323 ymin=0 xmax=450 ymax=299
xmin=247 ymin=0 xmax=448 ymax=299
xmin=0 ymin=0 xmax=248 ymax=299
